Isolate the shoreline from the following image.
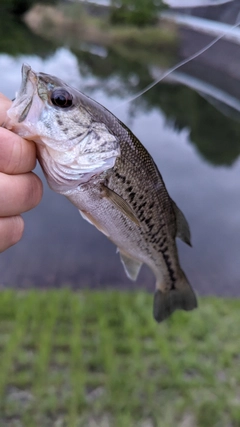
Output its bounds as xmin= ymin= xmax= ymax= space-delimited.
xmin=23 ymin=3 xmax=177 ymax=53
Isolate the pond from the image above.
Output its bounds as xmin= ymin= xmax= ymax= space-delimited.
xmin=1 ymin=8 xmax=240 ymax=297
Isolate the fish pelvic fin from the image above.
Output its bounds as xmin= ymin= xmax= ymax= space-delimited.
xmin=153 ymin=271 xmax=197 ymax=323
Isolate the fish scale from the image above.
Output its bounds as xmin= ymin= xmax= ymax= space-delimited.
xmin=5 ymin=64 xmax=197 ymax=322
xmin=105 ymin=147 xmax=175 ymax=274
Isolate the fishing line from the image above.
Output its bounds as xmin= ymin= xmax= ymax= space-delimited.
xmin=113 ymin=19 xmax=240 ymax=110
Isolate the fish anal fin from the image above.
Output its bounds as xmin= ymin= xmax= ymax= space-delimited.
xmin=79 ymin=209 xmax=110 ymax=237
xmin=172 ymin=200 xmax=192 ymax=246
xmin=101 ymin=184 xmax=140 ymax=226
xmin=153 ymin=271 xmax=197 ymax=322
xmin=119 ymin=250 xmax=142 ymax=281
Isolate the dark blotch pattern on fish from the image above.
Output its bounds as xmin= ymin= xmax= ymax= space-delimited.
xmin=129 ymin=192 xmax=135 ymax=203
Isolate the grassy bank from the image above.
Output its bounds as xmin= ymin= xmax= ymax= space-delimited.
xmin=0 ymin=290 xmax=240 ymax=426
xmin=23 ymin=3 xmax=177 ymax=53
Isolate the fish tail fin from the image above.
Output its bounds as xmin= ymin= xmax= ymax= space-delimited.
xmin=153 ymin=271 xmax=197 ymax=323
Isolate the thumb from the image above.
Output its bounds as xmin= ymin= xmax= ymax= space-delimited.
xmin=0 ymin=94 xmax=12 ymax=126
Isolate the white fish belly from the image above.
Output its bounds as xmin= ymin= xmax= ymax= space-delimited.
xmin=67 ymin=185 xmax=178 ymax=282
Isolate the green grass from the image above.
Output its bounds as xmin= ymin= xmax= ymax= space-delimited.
xmin=0 ymin=290 xmax=240 ymax=426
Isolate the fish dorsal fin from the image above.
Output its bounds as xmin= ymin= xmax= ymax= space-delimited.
xmin=119 ymin=250 xmax=142 ymax=281
xmin=101 ymin=184 xmax=140 ymax=226
xmin=171 ymin=200 xmax=192 ymax=247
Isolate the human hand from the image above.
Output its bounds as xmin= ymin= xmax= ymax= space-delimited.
xmin=0 ymin=93 xmax=43 ymax=252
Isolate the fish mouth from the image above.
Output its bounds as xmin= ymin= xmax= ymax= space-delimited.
xmin=19 ymin=64 xmax=37 ymax=96
xmin=16 ymin=64 xmax=37 ymax=123
xmin=18 ymin=97 xmax=33 ymax=123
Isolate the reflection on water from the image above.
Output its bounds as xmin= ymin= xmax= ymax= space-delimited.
xmin=164 ymin=0 xmax=234 ymax=6
xmin=0 ymin=13 xmax=55 ymax=56
xmin=1 ymin=12 xmax=240 ymax=295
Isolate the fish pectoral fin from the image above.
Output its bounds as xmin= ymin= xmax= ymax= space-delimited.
xmin=101 ymin=184 xmax=140 ymax=226
xmin=171 ymin=199 xmax=192 ymax=246
xmin=119 ymin=250 xmax=142 ymax=281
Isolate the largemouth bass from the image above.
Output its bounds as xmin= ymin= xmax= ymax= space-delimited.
xmin=6 ymin=64 xmax=197 ymax=322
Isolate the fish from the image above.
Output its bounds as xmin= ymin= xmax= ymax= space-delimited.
xmin=5 ymin=64 xmax=197 ymax=322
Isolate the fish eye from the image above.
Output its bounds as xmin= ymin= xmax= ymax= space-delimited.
xmin=51 ymin=89 xmax=73 ymax=108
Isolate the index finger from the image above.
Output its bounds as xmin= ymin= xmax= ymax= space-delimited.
xmin=0 ymin=128 xmax=37 ymax=174
xmin=0 ymin=94 xmax=37 ymax=174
